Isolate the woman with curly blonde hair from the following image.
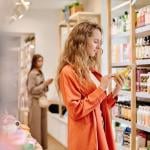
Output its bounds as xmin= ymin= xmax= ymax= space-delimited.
xmin=57 ymin=21 xmax=124 ymax=150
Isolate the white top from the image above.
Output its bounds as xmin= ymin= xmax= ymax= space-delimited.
xmin=89 ymin=71 xmax=100 ymax=87
xmin=89 ymin=71 xmax=104 ymax=126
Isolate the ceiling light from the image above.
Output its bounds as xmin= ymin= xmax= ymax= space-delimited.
xmin=10 ymin=0 xmax=31 ymax=23
xmin=16 ymin=0 xmax=31 ymax=10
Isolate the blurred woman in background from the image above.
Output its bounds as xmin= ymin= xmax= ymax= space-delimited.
xmin=27 ymin=54 xmax=53 ymax=150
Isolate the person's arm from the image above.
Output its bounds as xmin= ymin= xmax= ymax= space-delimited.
xmin=59 ymin=69 xmax=107 ymax=121
xmin=107 ymin=73 xmax=124 ymax=108
xmin=107 ymin=93 xmax=118 ymax=109
xmin=28 ymin=73 xmax=47 ymax=95
xmin=44 ymin=85 xmax=49 ymax=92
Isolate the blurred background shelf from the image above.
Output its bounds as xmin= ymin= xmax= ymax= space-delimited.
xmin=112 ymin=63 xmax=130 ymax=68
xmin=112 ymin=116 xmax=131 ymax=126
xmin=133 ymin=0 xmax=150 ymax=9
xmin=116 ymin=143 xmax=129 ymax=150
xmin=136 ymin=24 xmax=150 ymax=36
xmin=136 ymin=124 xmax=150 ymax=133
xmin=112 ymin=31 xmax=129 ymax=38
xmin=136 ymin=92 xmax=150 ymax=99
xmin=136 ymin=59 xmax=150 ymax=66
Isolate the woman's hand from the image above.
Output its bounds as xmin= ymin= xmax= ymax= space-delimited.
xmin=99 ymin=75 xmax=112 ymax=91
xmin=112 ymin=74 xmax=125 ymax=98
xmin=45 ymin=78 xmax=53 ymax=86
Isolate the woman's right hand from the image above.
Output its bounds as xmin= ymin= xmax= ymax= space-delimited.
xmin=45 ymin=78 xmax=53 ymax=86
xmin=99 ymin=75 xmax=112 ymax=91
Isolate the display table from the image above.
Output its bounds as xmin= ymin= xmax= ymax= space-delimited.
xmin=0 ymin=114 xmax=43 ymax=150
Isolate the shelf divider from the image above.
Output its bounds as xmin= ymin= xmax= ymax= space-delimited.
xmin=130 ymin=2 xmax=136 ymax=150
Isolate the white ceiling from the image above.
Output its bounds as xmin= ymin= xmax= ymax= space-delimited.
xmin=1 ymin=0 xmax=127 ymax=11
xmin=29 ymin=0 xmax=127 ymax=10
xmin=29 ymin=0 xmax=86 ymax=10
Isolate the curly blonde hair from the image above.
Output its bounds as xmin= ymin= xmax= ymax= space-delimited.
xmin=57 ymin=21 xmax=102 ymax=89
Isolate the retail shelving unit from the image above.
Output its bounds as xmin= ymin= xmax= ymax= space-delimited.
xmin=107 ymin=0 xmax=150 ymax=149
xmin=133 ymin=3 xmax=150 ymax=149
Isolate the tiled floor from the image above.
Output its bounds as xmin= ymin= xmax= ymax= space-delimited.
xmin=48 ymin=135 xmax=67 ymax=150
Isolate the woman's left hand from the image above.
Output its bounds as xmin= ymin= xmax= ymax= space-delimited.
xmin=112 ymin=74 xmax=125 ymax=98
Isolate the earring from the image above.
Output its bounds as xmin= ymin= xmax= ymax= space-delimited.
xmin=100 ymin=48 xmax=103 ymax=55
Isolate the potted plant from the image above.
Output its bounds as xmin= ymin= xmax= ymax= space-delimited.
xmin=70 ymin=2 xmax=84 ymax=15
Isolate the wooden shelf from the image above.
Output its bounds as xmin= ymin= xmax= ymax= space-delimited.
xmin=136 ymin=124 xmax=150 ymax=133
xmin=136 ymin=92 xmax=150 ymax=99
xmin=59 ymin=20 xmax=75 ymax=27
xmin=133 ymin=0 xmax=150 ymax=9
xmin=59 ymin=20 xmax=68 ymax=27
xmin=112 ymin=1 xmax=130 ymax=12
xmin=59 ymin=12 xmax=100 ymax=27
xmin=136 ymin=59 xmax=150 ymax=66
xmin=112 ymin=117 xmax=131 ymax=126
xmin=112 ymin=62 xmax=130 ymax=68
xmin=69 ymin=12 xmax=100 ymax=21
xmin=137 ymin=99 xmax=150 ymax=103
xmin=112 ymin=31 xmax=129 ymax=38
xmin=136 ymin=24 xmax=150 ymax=36
xmin=116 ymin=143 xmax=130 ymax=150
xmin=120 ymin=90 xmax=131 ymax=96
xmin=111 ymin=1 xmax=130 ymax=17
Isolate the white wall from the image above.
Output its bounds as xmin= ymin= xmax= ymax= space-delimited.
xmin=83 ymin=0 xmax=101 ymax=13
xmin=7 ymin=9 xmax=61 ymax=99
